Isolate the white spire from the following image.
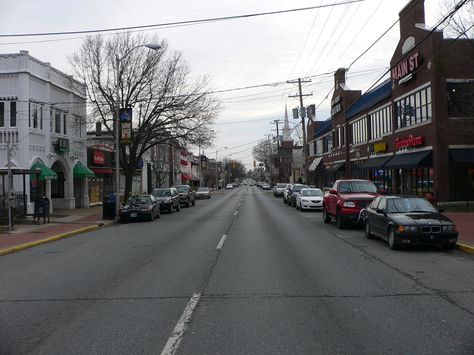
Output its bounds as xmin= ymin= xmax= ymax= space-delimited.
xmin=283 ymin=104 xmax=292 ymax=142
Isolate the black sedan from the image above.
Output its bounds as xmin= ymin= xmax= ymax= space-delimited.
xmin=152 ymin=188 xmax=181 ymax=213
xmin=363 ymin=196 xmax=458 ymax=250
xmin=119 ymin=195 xmax=160 ymax=222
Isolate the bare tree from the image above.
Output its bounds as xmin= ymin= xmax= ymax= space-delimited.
xmin=70 ymin=33 xmax=220 ymax=201
xmin=252 ymin=139 xmax=277 ymax=171
xmin=441 ymin=0 xmax=474 ymax=40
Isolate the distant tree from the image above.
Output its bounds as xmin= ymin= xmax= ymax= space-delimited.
xmin=442 ymin=0 xmax=474 ymax=41
xmin=70 ymin=33 xmax=220 ymax=201
xmin=252 ymin=139 xmax=277 ymax=171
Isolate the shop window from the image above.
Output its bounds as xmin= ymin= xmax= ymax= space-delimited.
xmin=447 ymin=82 xmax=474 ymax=117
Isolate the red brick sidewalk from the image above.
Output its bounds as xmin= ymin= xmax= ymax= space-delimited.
xmin=444 ymin=212 xmax=474 ymax=248
xmin=0 ymin=213 xmax=111 ymax=255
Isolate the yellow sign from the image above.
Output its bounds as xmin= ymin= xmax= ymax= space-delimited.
xmin=374 ymin=142 xmax=387 ymax=153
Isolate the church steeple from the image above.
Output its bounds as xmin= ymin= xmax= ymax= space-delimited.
xmin=283 ymin=104 xmax=292 ymax=142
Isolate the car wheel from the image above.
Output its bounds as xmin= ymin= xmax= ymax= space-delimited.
xmin=299 ymin=202 xmax=304 ymax=211
xmin=336 ymin=210 xmax=345 ymax=229
xmin=323 ymin=207 xmax=331 ymax=223
xmin=296 ymin=202 xmax=299 ymax=210
xmin=157 ymin=210 xmax=161 ymax=218
xmin=388 ymin=227 xmax=399 ymax=250
xmin=186 ymin=199 xmax=190 ymax=208
xmin=192 ymin=199 xmax=195 ymax=206
xmin=169 ymin=205 xmax=173 ymax=214
xmin=365 ymin=221 xmax=374 ymax=239
xmin=148 ymin=212 xmax=154 ymax=221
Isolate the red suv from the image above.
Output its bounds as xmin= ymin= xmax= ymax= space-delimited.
xmin=323 ymin=179 xmax=378 ymax=229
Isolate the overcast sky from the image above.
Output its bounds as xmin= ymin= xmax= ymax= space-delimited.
xmin=2 ymin=0 xmax=444 ymax=169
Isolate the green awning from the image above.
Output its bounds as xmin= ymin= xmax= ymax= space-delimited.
xmin=73 ymin=162 xmax=95 ymax=178
xmin=30 ymin=161 xmax=57 ymax=181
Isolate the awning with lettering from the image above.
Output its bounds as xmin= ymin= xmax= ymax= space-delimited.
xmin=325 ymin=162 xmax=345 ymax=172
xmin=450 ymin=148 xmax=474 ymax=164
xmin=359 ymin=156 xmax=393 ymax=170
xmin=308 ymin=157 xmax=323 ymax=171
xmin=384 ymin=150 xmax=432 ymax=169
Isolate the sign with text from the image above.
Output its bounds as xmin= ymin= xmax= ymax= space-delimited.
xmin=395 ymin=135 xmax=424 ymax=150
xmin=120 ymin=108 xmax=132 ymax=144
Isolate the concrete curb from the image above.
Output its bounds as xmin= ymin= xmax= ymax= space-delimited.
xmin=455 ymin=242 xmax=474 ymax=256
xmin=0 ymin=224 xmax=101 ymax=257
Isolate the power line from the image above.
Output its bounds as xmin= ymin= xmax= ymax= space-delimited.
xmin=0 ymin=1 xmax=364 ymax=39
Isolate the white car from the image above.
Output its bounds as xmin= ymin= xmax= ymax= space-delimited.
xmin=225 ymin=183 xmax=234 ymax=189
xmin=296 ymin=188 xmax=324 ymax=210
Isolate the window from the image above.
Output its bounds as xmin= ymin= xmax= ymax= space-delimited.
xmin=32 ymin=104 xmax=38 ymax=129
xmin=370 ymin=105 xmax=392 ymax=140
xmin=0 ymin=102 xmax=4 ymax=127
xmin=9 ymin=102 xmax=16 ymax=127
xmin=55 ymin=111 xmax=61 ymax=133
xmin=50 ymin=110 xmax=53 ymax=132
xmin=447 ymin=82 xmax=474 ymax=117
xmin=63 ymin=113 xmax=67 ymax=135
xmin=40 ymin=106 xmax=43 ymax=130
xmin=396 ymin=86 xmax=431 ymax=129
xmin=370 ymin=196 xmax=381 ymax=209
xmin=350 ymin=117 xmax=367 ymax=145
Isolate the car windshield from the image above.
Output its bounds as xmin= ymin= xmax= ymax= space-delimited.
xmin=128 ymin=196 xmax=151 ymax=205
xmin=338 ymin=181 xmax=377 ymax=193
xmin=302 ymin=189 xmax=323 ymax=197
xmin=176 ymin=186 xmax=188 ymax=193
xmin=277 ymin=183 xmax=287 ymax=188
xmin=198 ymin=187 xmax=209 ymax=192
xmin=386 ymin=198 xmax=437 ymax=213
xmin=153 ymin=189 xmax=171 ymax=197
xmin=292 ymin=185 xmax=309 ymax=192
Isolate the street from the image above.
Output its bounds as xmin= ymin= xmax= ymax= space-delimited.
xmin=1 ymin=186 xmax=473 ymax=354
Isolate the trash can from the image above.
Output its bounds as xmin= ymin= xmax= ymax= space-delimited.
xmin=102 ymin=193 xmax=116 ymax=220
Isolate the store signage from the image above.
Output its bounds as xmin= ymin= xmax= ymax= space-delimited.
xmin=93 ymin=150 xmax=105 ymax=165
xmin=391 ymin=52 xmax=420 ymax=85
xmin=395 ymin=135 xmax=424 ymax=150
xmin=374 ymin=142 xmax=387 ymax=153
xmin=120 ymin=108 xmax=132 ymax=144
xmin=331 ymin=95 xmax=342 ymax=116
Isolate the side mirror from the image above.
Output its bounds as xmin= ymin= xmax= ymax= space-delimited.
xmin=329 ymin=189 xmax=338 ymax=195
xmin=437 ymin=208 xmax=444 ymax=213
xmin=376 ymin=208 xmax=385 ymax=214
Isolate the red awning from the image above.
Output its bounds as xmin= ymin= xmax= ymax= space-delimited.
xmin=91 ymin=168 xmax=114 ymax=175
xmin=181 ymin=173 xmax=192 ymax=181
xmin=180 ymin=159 xmax=189 ymax=166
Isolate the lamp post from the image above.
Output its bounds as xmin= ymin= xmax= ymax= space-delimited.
xmin=215 ymin=147 xmax=228 ymax=190
xmin=114 ymin=43 xmax=161 ymax=218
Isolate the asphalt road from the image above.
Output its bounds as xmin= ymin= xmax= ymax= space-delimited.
xmin=0 ymin=186 xmax=473 ymax=354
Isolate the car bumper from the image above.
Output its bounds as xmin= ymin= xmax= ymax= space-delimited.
xmin=196 ymin=194 xmax=210 ymax=199
xmin=300 ymin=201 xmax=323 ymax=209
xmin=120 ymin=210 xmax=151 ymax=220
xmin=339 ymin=208 xmax=364 ymax=223
xmin=394 ymin=232 xmax=459 ymax=246
xmin=159 ymin=202 xmax=172 ymax=210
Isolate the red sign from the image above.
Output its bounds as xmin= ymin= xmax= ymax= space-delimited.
xmin=391 ymin=52 xmax=420 ymax=82
xmin=93 ymin=150 xmax=105 ymax=165
xmin=395 ymin=135 xmax=424 ymax=150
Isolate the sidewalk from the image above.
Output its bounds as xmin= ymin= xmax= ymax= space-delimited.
xmin=0 ymin=206 xmax=114 ymax=256
xmin=444 ymin=212 xmax=474 ymax=254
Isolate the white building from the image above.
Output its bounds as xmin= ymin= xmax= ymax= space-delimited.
xmin=0 ymin=51 xmax=91 ymax=213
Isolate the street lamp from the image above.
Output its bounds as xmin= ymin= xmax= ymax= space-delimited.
xmin=215 ymin=147 xmax=228 ymax=190
xmin=115 ymin=43 xmax=161 ymax=218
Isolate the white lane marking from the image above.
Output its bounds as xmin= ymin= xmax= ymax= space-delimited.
xmin=216 ymin=234 xmax=228 ymax=250
xmin=234 ymin=211 xmax=239 ymax=216
xmin=161 ymin=292 xmax=201 ymax=355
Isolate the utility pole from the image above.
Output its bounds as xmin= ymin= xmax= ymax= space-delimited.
xmin=288 ymin=78 xmax=312 ymax=184
xmin=272 ymin=120 xmax=282 ymax=182
xmin=6 ymin=142 xmax=14 ymax=231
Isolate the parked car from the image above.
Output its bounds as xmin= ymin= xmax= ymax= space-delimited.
xmin=119 ymin=195 xmax=160 ymax=222
xmin=273 ymin=183 xmax=289 ymax=197
xmin=287 ymin=184 xmax=309 ymax=207
xmin=151 ymin=187 xmax=181 ymax=213
xmin=226 ymin=183 xmax=234 ymax=189
xmin=296 ymin=188 xmax=324 ymax=210
xmin=323 ymin=179 xmax=378 ymax=229
xmin=196 ymin=187 xmax=211 ymax=199
xmin=174 ymin=185 xmax=196 ymax=207
xmin=283 ymin=184 xmax=293 ymax=204
xmin=261 ymin=183 xmax=271 ymax=190
xmin=363 ymin=196 xmax=458 ymax=250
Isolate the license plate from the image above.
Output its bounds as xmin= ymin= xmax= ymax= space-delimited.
xmin=130 ymin=213 xmax=137 ymax=218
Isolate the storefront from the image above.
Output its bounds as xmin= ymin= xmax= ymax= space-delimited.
xmin=88 ymin=149 xmax=114 ymax=205
xmin=449 ymin=148 xmax=474 ymax=201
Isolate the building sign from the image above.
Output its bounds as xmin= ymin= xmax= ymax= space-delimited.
xmin=391 ymin=52 xmax=420 ymax=85
xmin=331 ymin=95 xmax=342 ymax=116
xmin=395 ymin=135 xmax=424 ymax=150
xmin=93 ymin=150 xmax=105 ymax=165
xmin=374 ymin=142 xmax=387 ymax=153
